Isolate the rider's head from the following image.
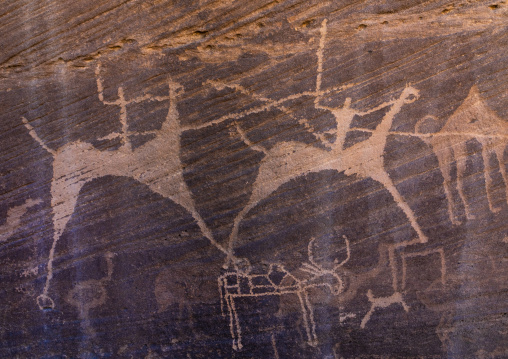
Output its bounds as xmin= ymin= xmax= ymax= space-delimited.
xmin=343 ymin=97 xmax=352 ymax=108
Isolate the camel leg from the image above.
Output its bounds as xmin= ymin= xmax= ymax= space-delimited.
xmin=373 ymin=171 xmax=428 ymax=243
xmin=454 ymin=144 xmax=475 ymax=220
xmin=38 ymin=179 xmax=87 ymax=310
xmin=494 ymin=144 xmax=508 ymax=205
xmin=479 ymin=144 xmax=501 ymax=213
xmin=225 ymin=205 xmax=251 ymax=268
xmin=433 ymin=145 xmax=461 ymax=225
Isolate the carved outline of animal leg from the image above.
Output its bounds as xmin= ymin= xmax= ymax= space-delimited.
xmin=226 ymin=294 xmax=243 ymax=350
xmin=372 ymin=170 xmax=428 ymax=244
xmin=387 ymin=244 xmax=399 ymax=292
xmin=431 ymin=142 xmax=462 ymax=225
xmin=271 ymin=333 xmax=280 ymax=359
xmin=480 ymin=138 xmax=507 ymax=211
xmin=297 ymin=288 xmax=318 ymax=347
xmin=413 ymin=116 xmax=464 ymax=226
xmin=375 ymin=87 xmax=428 ymax=243
xmin=0 ymin=198 xmax=42 ymax=241
xmin=360 ymin=290 xmax=409 ymax=329
xmin=480 ymin=142 xmax=499 ymax=212
xmin=224 ymin=205 xmax=253 ymax=268
xmin=401 ymin=248 xmax=446 ymax=291
xmin=454 ymin=142 xmax=475 ymax=220
xmin=494 ymin=143 xmax=508 ymax=205
xmin=22 ymin=117 xmax=59 ymax=309
xmin=360 ymin=293 xmax=377 ymax=329
xmin=219 ymin=272 xmax=244 ymax=351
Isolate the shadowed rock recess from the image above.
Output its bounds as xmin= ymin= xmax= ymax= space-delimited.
xmin=1 ymin=1 xmax=507 ymax=358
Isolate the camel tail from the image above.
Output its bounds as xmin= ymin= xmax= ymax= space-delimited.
xmin=22 ymin=117 xmax=56 ymax=156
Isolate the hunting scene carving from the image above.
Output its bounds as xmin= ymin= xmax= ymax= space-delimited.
xmin=2 ymin=9 xmax=507 ymax=358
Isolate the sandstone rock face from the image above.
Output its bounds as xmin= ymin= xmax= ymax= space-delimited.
xmin=1 ymin=1 xmax=507 ymax=358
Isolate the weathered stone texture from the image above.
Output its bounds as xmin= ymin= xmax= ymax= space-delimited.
xmin=0 ymin=1 xmax=507 ymax=358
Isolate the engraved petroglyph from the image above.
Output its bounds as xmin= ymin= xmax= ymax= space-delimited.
xmin=66 ymin=252 xmax=115 ymax=336
xmin=17 ymin=14 xmax=505 ymax=355
xmin=401 ymin=248 xmax=446 ymax=291
xmin=23 ymin=67 xmax=228 ymax=310
xmin=0 ymin=198 xmax=42 ymax=242
xmin=339 ymin=312 xmax=356 ymax=323
xmin=219 ymin=235 xmax=350 ymax=350
xmin=357 ymin=237 xmax=446 ymax=330
xmin=338 ymin=243 xmax=390 ymax=305
xmin=271 ymin=333 xmax=280 ymax=359
xmin=217 ymin=19 xmax=427 ymax=268
xmin=414 ymin=86 xmax=508 ymax=224
xmin=360 ymin=289 xmax=409 ymax=329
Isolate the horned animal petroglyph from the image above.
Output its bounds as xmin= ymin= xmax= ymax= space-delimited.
xmin=219 ymin=236 xmax=350 ymax=350
xmin=23 ymin=67 xmax=228 ymax=310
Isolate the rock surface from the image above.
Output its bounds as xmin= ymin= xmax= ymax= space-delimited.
xmin=0 ymin=1 xmax=507 ymax=358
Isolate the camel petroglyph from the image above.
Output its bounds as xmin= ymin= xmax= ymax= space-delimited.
xmin=202 ymin=19 xmax=428 ymax=269
xmin=19 ymin=16 xmax=500 ymax=353
xmin=23 ymin=66 xmax=228 ymax=310
xmin=414 ymin=86 xmax=508 ymax=224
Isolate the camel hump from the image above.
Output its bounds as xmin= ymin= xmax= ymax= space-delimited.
xmin=442 ymin=85 xmax=507 ymax=136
